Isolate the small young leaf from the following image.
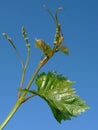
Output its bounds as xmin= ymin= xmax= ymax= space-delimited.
xmin=35 ymin=39 xmax=52 ymax=56
xmin=59 ymin=45 xmax=69 ymax=55
xmin=35 ymin=72 xmax=89 ymax=123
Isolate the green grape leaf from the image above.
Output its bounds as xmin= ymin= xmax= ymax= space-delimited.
xmin=58 ymin=45 xmax=69 ymax=55
xmin=34 ymin=72 xmax=89 ymax=123
xmin=35 ymin=39 xmax=52 ymax=56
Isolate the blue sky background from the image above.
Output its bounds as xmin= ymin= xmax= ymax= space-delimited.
xmin=0 ymin=0 xmax=98 ymax=129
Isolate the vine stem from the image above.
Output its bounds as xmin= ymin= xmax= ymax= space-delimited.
xmin=0 ymin=100 xmax=21 ymax=130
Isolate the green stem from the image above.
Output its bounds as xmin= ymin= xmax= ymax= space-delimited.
xmin=0 ymin=100 xmax=21 ymax=130
xmin=18 ymin=45 xmax=30 ymax=97
xmin=26 ymin=61 xmax=42 ymax=90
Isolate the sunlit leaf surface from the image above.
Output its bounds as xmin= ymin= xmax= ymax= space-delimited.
xmin=35 ymin=72 xmax=89 ymax=123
